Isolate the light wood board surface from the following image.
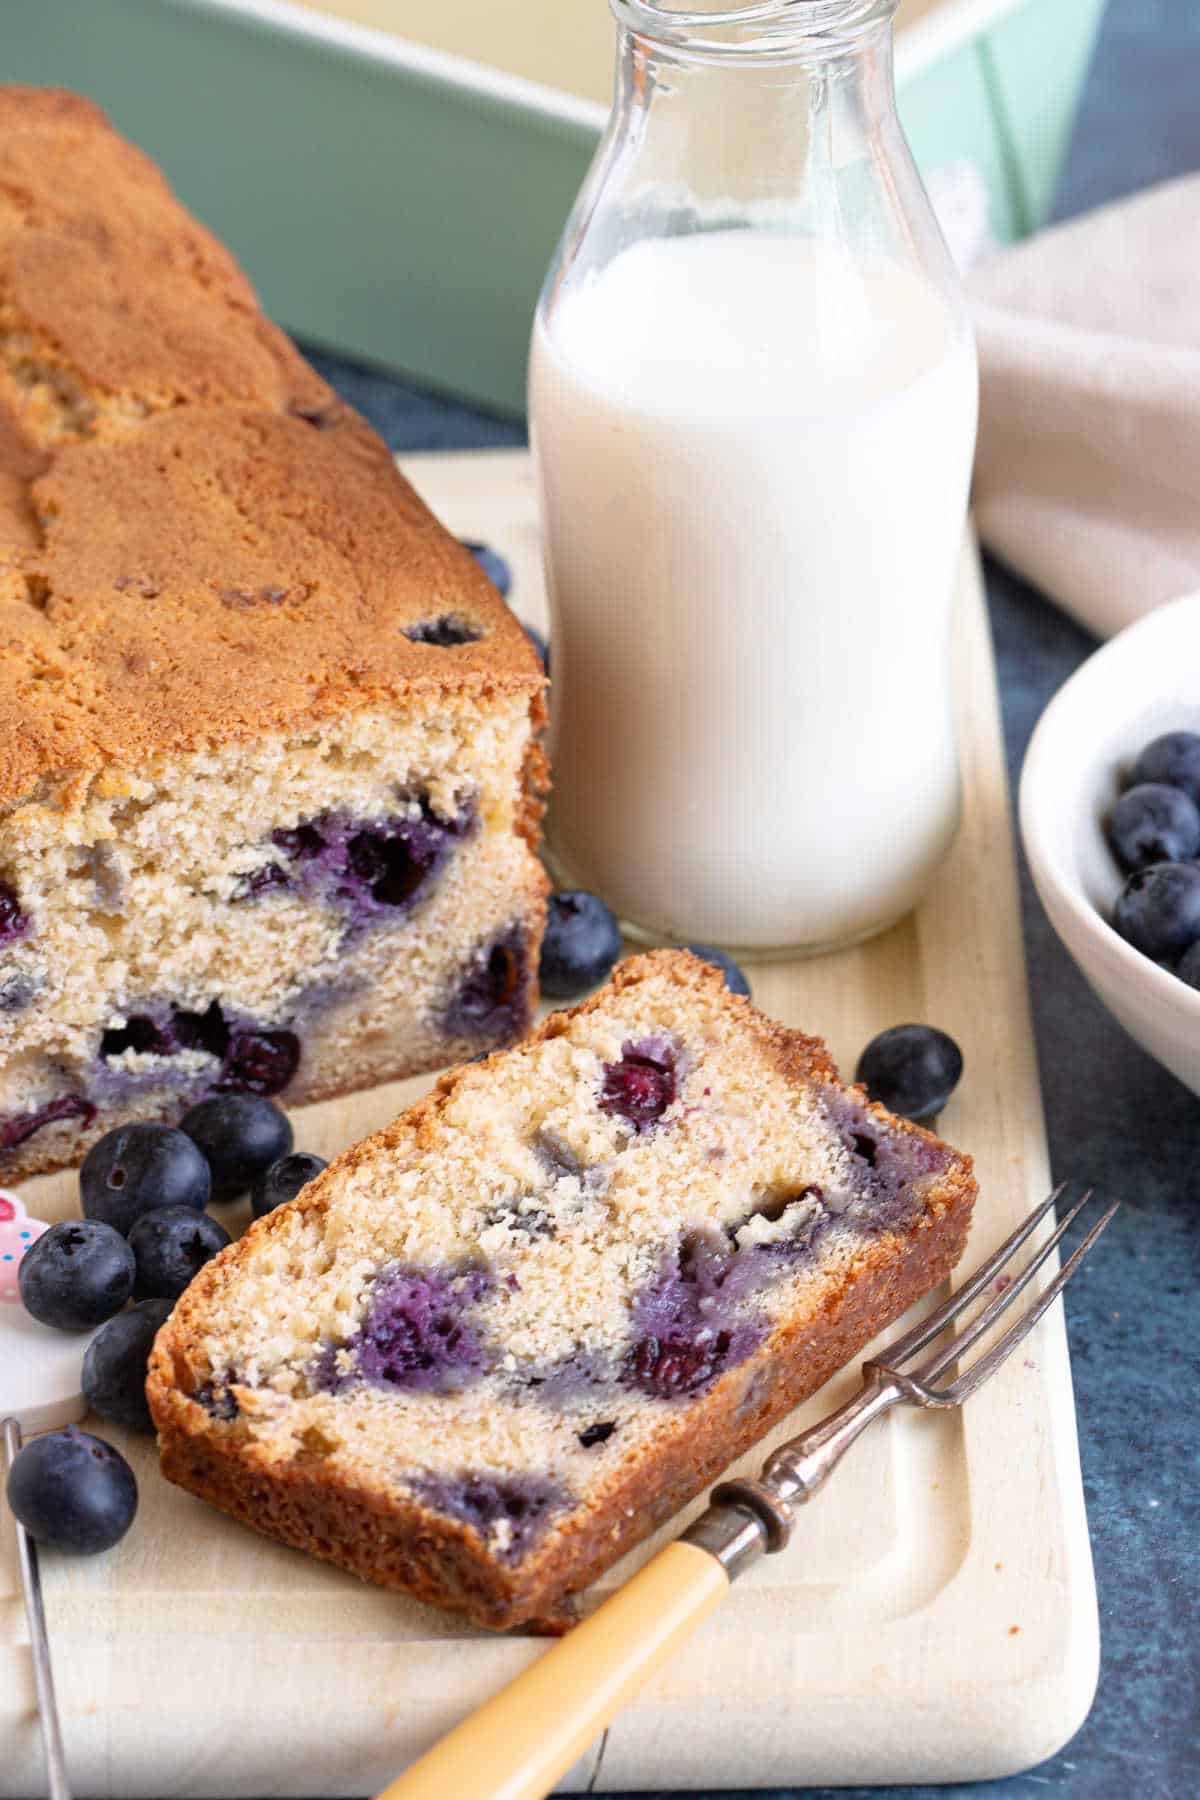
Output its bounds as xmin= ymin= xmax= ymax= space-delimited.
xmin=0 ymin=450 xmax=1098 ymax=1795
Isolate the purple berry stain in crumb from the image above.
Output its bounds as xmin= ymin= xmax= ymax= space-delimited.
xmin=623 ymin=1230 xmax=764 ymax=1402
xmin=313 ymin=1265 xmax=492 ymax=1395
xmin=821 ymin=1087 xmax=952 ymax=1233
xmin=443 ymin=926 xmax=530 ymax=1042
xmin=484 ymin=1196 xmax=556 ymax=1239
xmin=600 ymin=1036 xmax=679 ymax=1131
xmin=236 ymin=800 xmax=470 ymax=930
xmin=408 ymin=1470 xmax=569 ymax=1562
xmin=0 ymin=880 xmax=31 ymax=947
xmin=0 ymin=1093 xmax=96 ymax=1153
xmin=0 ymin=973 xmax=37 ymax=1012
xmin=98 ymin=999 xmax=299 ymax=1099
xmin=194 ymin=1372 xmax=241 ymax=1421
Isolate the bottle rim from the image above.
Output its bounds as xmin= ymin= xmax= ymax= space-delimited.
xmin=610 ymin=0 xmax=898 ymax=56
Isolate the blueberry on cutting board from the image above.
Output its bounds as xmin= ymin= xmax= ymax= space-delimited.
xmin=855 ymin=1024 xmax=963 ymax=1120
xmin=18 ymin=1220 xmax=135 ymax=1331
xmin=539 ymin=891 xmax=622 ymax=998
xmin=685 ymin=944 xmax=752 ymax=997
xmin=81 ymin=1122 xmax=211 ymax=1236
xmin=181 ymin=1094 xmax=293 ymax=1201
xmin=82 ymin=1299 xmax=173 ymax=1433
xmin=128 ymin=1207 xmax=231 ymax=1302
xmin=6 ymin=1425 xmax=137 ymax=1554
xmin=460 ymin=538 xmax=512 ymax=598
xmin=252 ymin=1152 xmax=328 ymax=1219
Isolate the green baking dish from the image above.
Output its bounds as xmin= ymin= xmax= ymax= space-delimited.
xmin=0 ymin=0 xmax=1103 ymax=411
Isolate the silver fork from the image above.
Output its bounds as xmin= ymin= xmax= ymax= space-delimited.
xmin=379 ymin=1185 xmax=1118 ymax=1800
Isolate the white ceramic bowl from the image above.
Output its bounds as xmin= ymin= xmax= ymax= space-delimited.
xmin=1019 ymin=590 xmax=1200 ymax=1097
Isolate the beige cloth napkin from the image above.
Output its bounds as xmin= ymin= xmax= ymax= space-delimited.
xmin=968 ymin=174 xmax=1200 ymax=638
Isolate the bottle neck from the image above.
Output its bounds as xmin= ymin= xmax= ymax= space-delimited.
xmin=607 ymin=0 xmax=902 ymax=224
xmin=610 ymin=0 xmax=900 ymax=62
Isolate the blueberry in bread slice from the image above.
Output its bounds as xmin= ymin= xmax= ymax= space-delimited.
xmin=148 ymin=951 xmax=975 ymax=1630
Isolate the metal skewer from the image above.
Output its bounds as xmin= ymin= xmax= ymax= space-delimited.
xmin=3 ymin=1415 xmax=72 ymax=1800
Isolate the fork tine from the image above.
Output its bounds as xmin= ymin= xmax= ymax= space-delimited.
xmin=922 ymin=1200 xmax=1119 ymax=1404
xmin=909 ymin=1187 xmax=1094 ymax=1388
xmin=873 ymin=1183 xmax=1067 ymax=1370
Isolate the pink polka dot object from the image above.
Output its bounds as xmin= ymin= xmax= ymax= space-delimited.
xmin=1 ymin=1189 xmax=100 ymax=1430
xmin=0 ymin=1190 xmax=45 ymax=1304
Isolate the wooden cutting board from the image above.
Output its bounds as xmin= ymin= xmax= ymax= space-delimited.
xmin=1 ymin=451 xmax=1098 ymax=1796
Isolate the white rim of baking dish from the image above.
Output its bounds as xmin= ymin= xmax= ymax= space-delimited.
xmin=1019 ymin=587 xmax=1200 ymax=1023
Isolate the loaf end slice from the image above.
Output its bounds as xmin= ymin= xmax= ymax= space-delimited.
xmin=0 ymin=87 xmax=547 ymax=1177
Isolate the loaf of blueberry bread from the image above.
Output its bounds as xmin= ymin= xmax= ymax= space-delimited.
xmin=148 ymin=951 xmax=976 ymax=1631
xmin=0 ymin=88 xmax=547 ymax=1180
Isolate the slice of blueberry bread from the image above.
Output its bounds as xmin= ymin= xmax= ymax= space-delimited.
xmin=148 ymin=951 xmax=975 ymax=1631
xmin=0 ymin=88 xmax=546 ymax=1179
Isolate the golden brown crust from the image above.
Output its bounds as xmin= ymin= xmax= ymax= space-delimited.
xmin=148 ymin=952 xmax=977 ymax=1631
xmin=0 ymin=87 xmax=544 ymax=808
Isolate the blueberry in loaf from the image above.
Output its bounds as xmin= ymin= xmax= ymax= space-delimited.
xmin=148 ymin=952 xmax=976 ymax=1631
xmin=0 ymin=88 xmax=547 ymax=1179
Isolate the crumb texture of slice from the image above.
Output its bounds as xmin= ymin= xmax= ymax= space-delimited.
xmin=149 ymin=952 xmax=977 ymax=1629
xmin=0 ymin=87 xmax=547 ymax=1175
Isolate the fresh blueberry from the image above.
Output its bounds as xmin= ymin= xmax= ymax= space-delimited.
xmin=855 ymin=1024 xmax=964 ymax=1120
xmin=1178 ymin=939 xmax=1200 ymax=991
xmin=539 ymin=891 xmax=622 ymax=999
xmin=685 ymin=944 xmax=751 ymax=997
xmin=460 ymin=539 xmax=512 ymax=599
xmin=81 ymin=1122 xmax=211 ymax=1236
xmin=127 ymin=1207 xmax=231 ymax=1302
xmin=82 ymin=1298 xmax=173 ymax=1432
xmin=1131 ymin=730 xmax=1200 ymax=804
xmin=251 ymin=1151 xmax=327 ymax=1219
xmin=313 ymin=1265 xmax=490 ymax=1395
xmin=1113 ymin=861 xmax=1200 ymax=962
xmin=444 ymin=928 xmax=529 ymax=1041
xmin=1107 ymin=783 xmax=1200 ymax=871
xmin=0 ymin=878 xmax=31 ymax=947
xmin=181 ymin=1094 xmax=293 ymax=1201
xmin=18 ymin=1220 xmax=135 ymax=1331
xmin=6 ymin=1425 xmax=137 ymax=1554
xmin=522 ymin=622 xmax=549 ymax=673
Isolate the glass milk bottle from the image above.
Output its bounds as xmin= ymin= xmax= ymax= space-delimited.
xmin=530 ymin=0 xmax=978 ymax=955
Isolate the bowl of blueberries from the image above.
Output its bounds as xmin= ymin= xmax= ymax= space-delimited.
xmin=1019 ymin=590 xmax=1200 ymax=1097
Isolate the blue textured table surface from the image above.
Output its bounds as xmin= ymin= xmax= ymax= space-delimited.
xmin=298 ymin=4 xmax=1198 ymax=1797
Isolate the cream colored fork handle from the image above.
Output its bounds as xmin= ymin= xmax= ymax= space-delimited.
xmin=377 ymin=1541 xmax=729 ymax=1800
